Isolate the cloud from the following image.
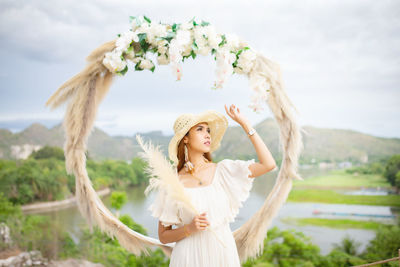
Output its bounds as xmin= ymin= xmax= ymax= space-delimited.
xmin=0 ymin=0 xmax=399 ymax=138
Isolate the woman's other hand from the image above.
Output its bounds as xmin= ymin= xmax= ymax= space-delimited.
xmin=187 ymin=212 xmax=210 ymax=234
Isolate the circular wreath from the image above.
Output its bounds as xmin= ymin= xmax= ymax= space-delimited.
xmin=45 ymin=15 xmax=304 ymax=263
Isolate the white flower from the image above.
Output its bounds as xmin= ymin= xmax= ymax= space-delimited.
xmin=193 ymin=26 xmax=207 ymax=41
xmin=247 ymin=72 xmax=270 ymax=113
xmin=198 ymin=46 xmax=211 ymax=56
xmin=169 ymin=39 xmax=183 ymax=63
xmin=225 ymin=33 xmax=240 ymax=50
xmin=238 ymin=39 xmax=250 ymax=49
xmin=131 ymin=56 xmax=144 ymax=64
xmin=192 ymin=26 xmax=210 ymax=55
xmin=124 ymin=49 xmax=135 ymax=60
xmin=116 ymin=31 xmax=139 ymax=52
xmin=233 ymin=66 xmax=246 ymax=75
xmin=193 ymin=25 xmax=221 ymax=51
xmin=216 ymin=48 xmax=236 ymax=67
xmin=182 ymin=44 xmax=193 ymax=57
xmin=171 ymin=62 xmax=183 ymax=80
xmin=237 ymin=49 xmax=257 ymax=74
xmin=248 ymin=101 xmax=264 ymax=113
xmin=157 ymin=53 xmax=170 ymax=65
xmin=157 ymin=44 xmax=168 ymax=55
xmin=175 ymin=29 xmax=192 ymax=46
xmin=139 ymin=59 xmax=155 ymax=70
xmin=204 ymin=26 xmax=221 ymax=49
xmin=152 ymin=23 xmax=168 ymax=37
xmin=213 ymin=48 xmax=236 ymax=89
xmin=180 ymin=22 xmax=194 ymax=31
xmin=132 ymin=19 xmax=139 ymax=32
xmin=140 ymin=23 xmax=168 ymax=46
xmin=103 ymin=51 xmax=127 ymax=73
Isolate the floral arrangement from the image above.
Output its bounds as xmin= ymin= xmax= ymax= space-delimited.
xmin=102 ymin=15 xmax=270 ymax=112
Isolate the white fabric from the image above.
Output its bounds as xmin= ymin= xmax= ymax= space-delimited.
xmin=148 ymin=158 xmax=256 ymax=266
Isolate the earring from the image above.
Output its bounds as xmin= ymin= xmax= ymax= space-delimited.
xmin=184 ymin=144 xmax=194 ymax=173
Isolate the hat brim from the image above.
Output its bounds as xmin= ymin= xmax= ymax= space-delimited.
xmin=168 ymin=110 xmax=228 ymax=166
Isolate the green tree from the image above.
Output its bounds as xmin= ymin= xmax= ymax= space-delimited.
xmin=119 ymin=214 xmax=148 ymax=236
xmin=332 ymin=234 xmax=361 ymax=256
xmin=110 ymin=191 xmax=127 ymax=218
xmin=359 ymin=223 xmax=400 ymax=266
xmin=131 ymin=157 xmax=147 ymax=185
xmin=395 ymin=171 xmax=400 ymax=194
xmin=78 ymin=225 xmax=169 ymax=267
xmin=383 ymin=154 xmax=400 ymax=188
xmin=29 ymin=145 xmax=65 ymax=161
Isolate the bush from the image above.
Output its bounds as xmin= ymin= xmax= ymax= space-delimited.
xmin=383 ymin=154 xmax=400 ymax=186
xmin=29 ymin=146 xmax=65 ymax=161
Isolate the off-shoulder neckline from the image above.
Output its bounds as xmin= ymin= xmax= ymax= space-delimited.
xmin=182 ymin=160 xmax=223 ymax=190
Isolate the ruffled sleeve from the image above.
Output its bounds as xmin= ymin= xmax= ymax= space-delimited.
xmin=218 ymin=158 xmax=256 ymax=223
xmin=148 ymin=187 xmax=183 ymax=227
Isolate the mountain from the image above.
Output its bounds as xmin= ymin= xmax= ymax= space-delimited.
xmin=0 ymin=118 xmax=399 ymax=164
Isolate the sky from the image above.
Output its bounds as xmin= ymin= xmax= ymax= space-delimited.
xmin=0 ymin=0 xmax=399 ymax=138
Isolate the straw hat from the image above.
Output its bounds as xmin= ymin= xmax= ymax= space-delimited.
xmin=168 ymin=110 xmax=228 ymax=166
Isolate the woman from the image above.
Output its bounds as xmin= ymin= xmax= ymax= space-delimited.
xmin=148 ymin=104 xmax=277 ymax=266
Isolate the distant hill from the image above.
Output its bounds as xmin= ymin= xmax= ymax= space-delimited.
xmin=0 ymin=118 xmax=399 ymax=164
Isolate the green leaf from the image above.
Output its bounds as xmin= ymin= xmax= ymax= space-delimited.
xmin=190 ymin=50 xmax=197 ymax=59
xmin=191 ymin=41 xmax=198 ymax=50
xmin=138 ymin=33 xmax=147 ymax=43
xmin=150 ymin=65 xmax=156 ymax=72
xmin=182 ymin=54 xmax=189 ymax=62
xmin=243 ymin=46 xmax=250 ymax=50
xmin=232 ymin=60 xmax=238 ymax=68
xmin=117 ymin=33 xmax=121 ymax=37
xmin=143 ymin=15 xmax=151 ymax=23
xmin=137 ymin=33 xmax=149 ymax=53
xmin=117 ymin=65 xmax=128 ymax=76
xmin=201 ymin=20 xmax=210 ymax=26
xmin=211 ymin=48 xmax=217 ymax=55
xmin=236 ymin=49 xmax=244 ymax=57
xmin=135 ymin=61 xmax=144 ymax=71
xmin=218 ymin=34 xmax=227 ymax=47
xmin=135 ymin=49 xmax=143 ymax=56
xmin=172 ymin=23 xmax=181 ymax=32
xmin=129 ymin=16 xmax=136 ymax=23
xmin=135 ymin=16 xmax=142 ymax=27
xmin=160 ymin=31 xmax=176 ymax=43
xmin=126 ymin=45 xmax=133 ymax=54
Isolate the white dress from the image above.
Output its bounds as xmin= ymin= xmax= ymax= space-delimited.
xmin=148 ymin=158 xmax=256 ymax=267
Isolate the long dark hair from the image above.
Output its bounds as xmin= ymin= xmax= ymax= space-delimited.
xmin=176 ymin=129 xmax=212 ymax=173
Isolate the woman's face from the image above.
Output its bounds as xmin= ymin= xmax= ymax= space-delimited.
xmin=183 ymin=122 xmax=211 ymax=153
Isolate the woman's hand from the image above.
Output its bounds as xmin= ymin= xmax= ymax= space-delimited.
xmin=224 ymin=104 xmax=249 ymax=126
xmin=187 ymin=212 xmax=210 ymax=234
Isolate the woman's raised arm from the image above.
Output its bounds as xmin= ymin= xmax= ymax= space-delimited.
xmin=224 ymin=104 xmax=277 ymax=178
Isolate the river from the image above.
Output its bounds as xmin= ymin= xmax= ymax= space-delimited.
xmin=35 ymin=167 xmax=399 ymax=256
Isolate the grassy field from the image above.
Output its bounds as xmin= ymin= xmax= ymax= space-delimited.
xmin=287 ymin=189 xmax=400 ymax=207
xmin=293 ymin=169 xmax=391 ymax=189
xmin=288 ymin=169 xmax=400 ymax=206
xmin=281 ymin=217 xmax=396 ymax=231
